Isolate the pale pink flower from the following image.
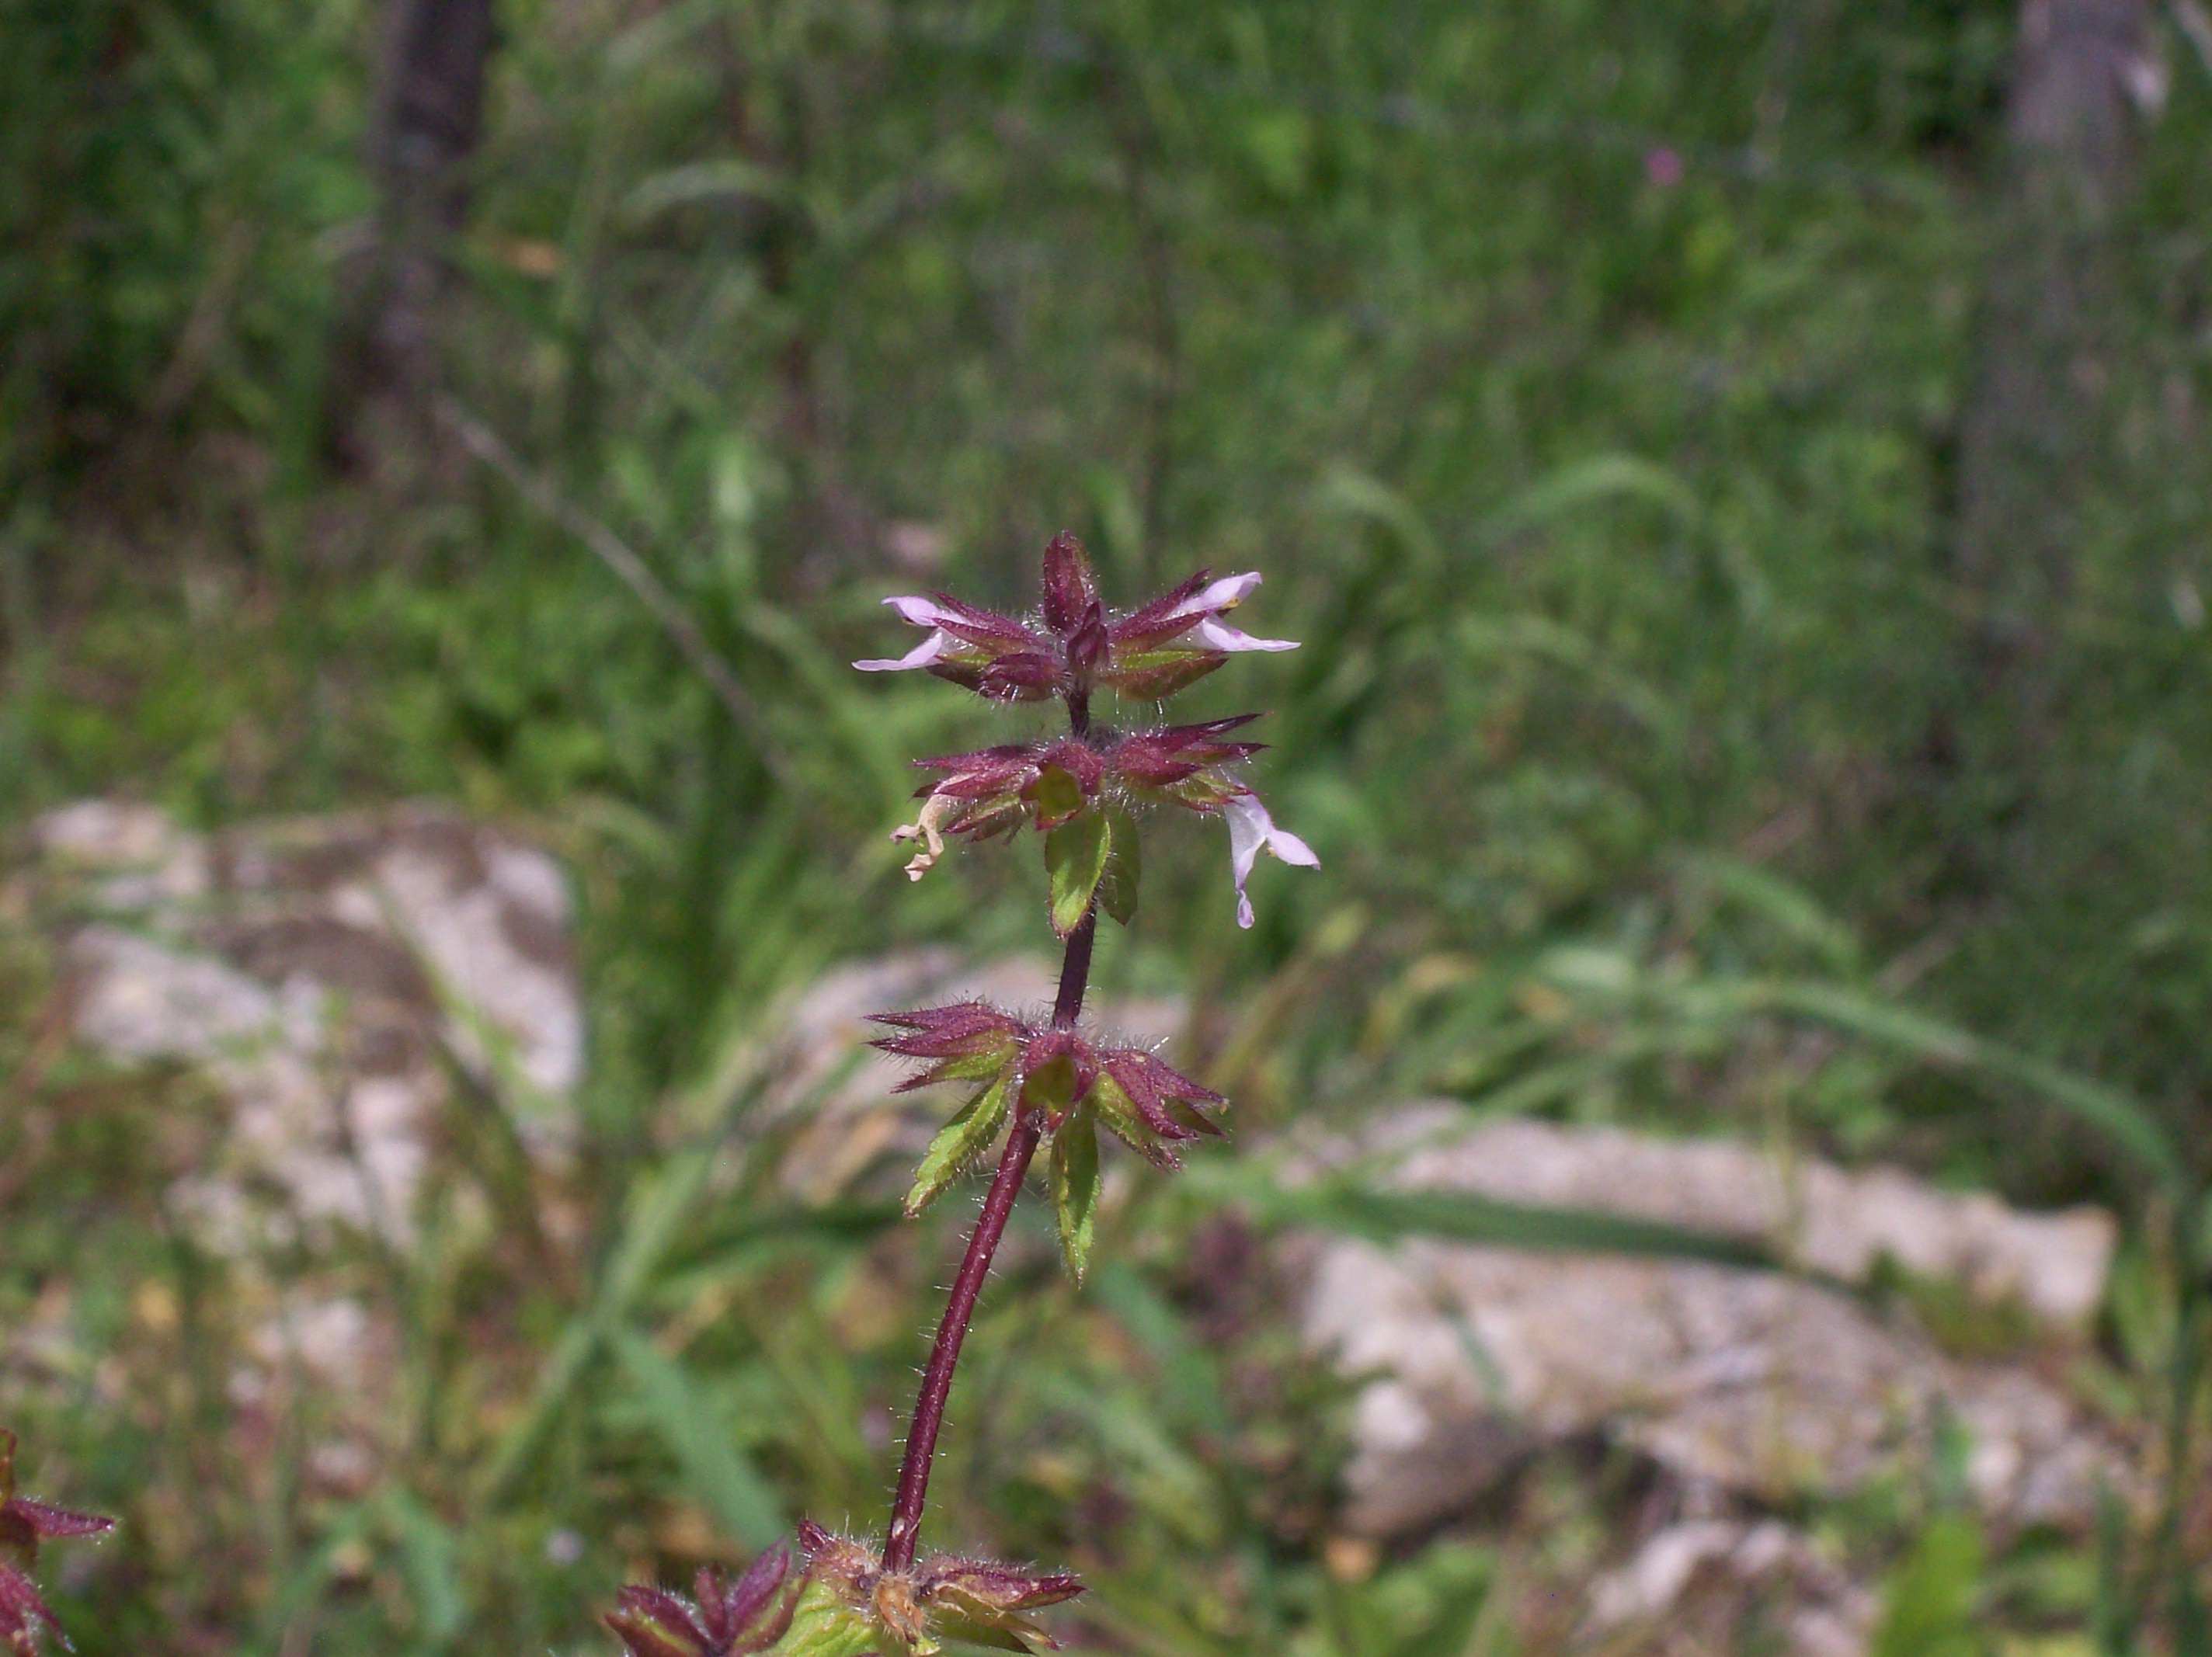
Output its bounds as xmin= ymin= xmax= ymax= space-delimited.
xmin=1223 ymin=791 xmax=1320 ymax=929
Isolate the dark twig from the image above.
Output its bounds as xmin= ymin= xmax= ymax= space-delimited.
xmin=436 ymin=398 xmax=794 ymax=787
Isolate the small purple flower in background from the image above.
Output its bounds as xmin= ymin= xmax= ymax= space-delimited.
xmin=1643 ymin=145 xmax=1685 ymax=189
xmin=0 ymin=1429 xmax=114 ymax=1657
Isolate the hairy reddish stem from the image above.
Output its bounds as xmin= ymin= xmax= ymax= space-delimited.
xmin=882 ymin=680 xmax=1101 ymax=1569
xmin=882 ymin=676 xmax=1101 ymax=1571
xmin=1052 ymin=909 xmax=1097 ymax=1030
xmin=882 ymin=908 xmax=1095 ymax=1571
xmin=880 ymin=1106 xmax=1041 ymax=1571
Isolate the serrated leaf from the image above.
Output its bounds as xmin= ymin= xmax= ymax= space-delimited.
xmin=1044 ymin=811 xmax=1111 ymax=936
xmin=906 ymin=1068 xmax=1015 ymax=1216
xmin=1051 ymin=1105 xmax=1101 ymax=1284
xmin=1097 ymin=807 xmax=1140 ymax=926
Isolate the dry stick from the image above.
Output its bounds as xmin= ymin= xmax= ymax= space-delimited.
xmin=884 ymin=687 xmax=1101 ymax=1572
xmin=435 ymin=397 xmax=795 ymax=788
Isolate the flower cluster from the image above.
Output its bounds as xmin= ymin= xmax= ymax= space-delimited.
xmin=607 ymin=1546 xmax=804 ymax=1657
xmin=798 ymin=1523 xmax=1082 ymax=1656
xmin=863 ymin=537 xmax=1317 ymax=928
xmin=609 ymin=1528 xmax=1084 ymax=1657
xmin=873 ymin=1003 xmax=1226 ymax=1263
xmin=0 ymin=1429 xmax=114 ymax=1657
xmin=855 ymin=533 xmax=1294 ymax=704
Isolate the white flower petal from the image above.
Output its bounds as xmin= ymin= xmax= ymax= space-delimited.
xmin=854 ymin=629 xmax=952 ymax=672
xmin=1191 ymin=616 xmax=1299 ymax=654
xmin=1266 ymin=825 xmax=1321 ymax=867
xmin=1163 ymin=571 xmax=1265 ymax=624
xmin=1223 ymin=792 xmax=1318 ymax=929
xmin=1226 ymin=793 xmax=1271 ymax=887
xmin=885 ymin=594 xmax=957 ymax=627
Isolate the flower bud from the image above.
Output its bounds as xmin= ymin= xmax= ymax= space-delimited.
xmin=1038 ymin=532 xmax=1099 ymax=636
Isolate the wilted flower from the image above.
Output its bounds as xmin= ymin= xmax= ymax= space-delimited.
xmin=799 ymin=1523 xmax=1083 ymax=1655
xmin=605 ymin=1545 xmax=802 ymax=1657
xmin=0 ymin=1429 xmax=114 ymax=1657
xmin=854 ymin=533 xmax=1297 ymax=703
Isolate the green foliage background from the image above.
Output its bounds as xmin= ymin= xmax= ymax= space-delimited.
xmin=3 ymin=1 xmax=2210 ymax=1652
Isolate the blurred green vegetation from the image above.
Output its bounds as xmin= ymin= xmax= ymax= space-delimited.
xmin=4 ymin=0 xmax=2211 ymax=1652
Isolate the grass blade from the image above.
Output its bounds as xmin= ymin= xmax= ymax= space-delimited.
xmin=610 ymin=1329 xmax=788 ymax=1548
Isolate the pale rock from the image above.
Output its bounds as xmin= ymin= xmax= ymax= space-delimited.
xmin=21 ymin=799 xmax=588 ymax=1501
xmin=1586 ymin=1520 xmax=1875 ymax=1657
xmin=39 ymin=800 xmax=585 ymax=1250
xmin=1292 ymin=1106 xmax=2130 ymax=1541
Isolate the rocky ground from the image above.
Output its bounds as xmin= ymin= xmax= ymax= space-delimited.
xmin=5 ymin=800 xmax=2157 ymax=1655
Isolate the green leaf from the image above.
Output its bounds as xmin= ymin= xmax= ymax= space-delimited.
xmin=381 ymin=1490 xmax=465 ymax=1645
xmin=906 ymin=1068 xmax=1015 ymax=1216
xmin=928 ymin=1612 xmax=1053 ymax=1652
xmin=1872 ymin=1513 xmax=1984 ymax=1657
xmin=1021 ymin=1050 xmax=1078 ymax=1117
xmin=1097 ymin=806 xmax=1141 ymax=926
xmin=773 ymin=1580 xmax=891 ymax=1657
xmin=1223 ymin=1176 xmax=1778 ymax=1271
xmin=1702 ymin=981 xmax=2185 ymax=1194
xmin=1028 ymin=764 xmax=1085 ymax=830
xmin=1087 ymin=1072 xmax=1174 ymax=1169
xmin=929 ymin=1046 xmax=1022 ymax=1086
xmin=608 ymin=1329 xmax=788 ymax=1548
xmin=1051 ymin=1105 xmax=1101 ymax=1284
xmin=1044 ymin=810 xmax=1111 ymax=936
xmin=1395 ymin=1551 xmax=1497 ymax=1657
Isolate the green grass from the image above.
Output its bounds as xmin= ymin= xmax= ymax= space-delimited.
xmin=5 ymin=0 xmax=2212 ymax=1650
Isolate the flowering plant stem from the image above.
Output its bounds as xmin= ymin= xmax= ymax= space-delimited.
xmin=604 ymin=538 xmax=1313 ymax=1657
xmin=882 ymin=701 xmax=1101 ymax=1574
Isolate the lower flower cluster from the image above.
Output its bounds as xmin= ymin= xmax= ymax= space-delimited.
xmin=0 ymin=1430 xmax=114 ymax=1657
xmin=606 ymin=1545 xmax=805 ymax=1657
xmin=872 ymin=1002 xmax=1226 ymax=1179
xmin=887 ymin=717 xmax=1318 ymax=929
xmin=607 ymin=1525 xmax=1083 ymax=1657
xmin=871 ymin=1002 xmax=1228 ymax=1281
